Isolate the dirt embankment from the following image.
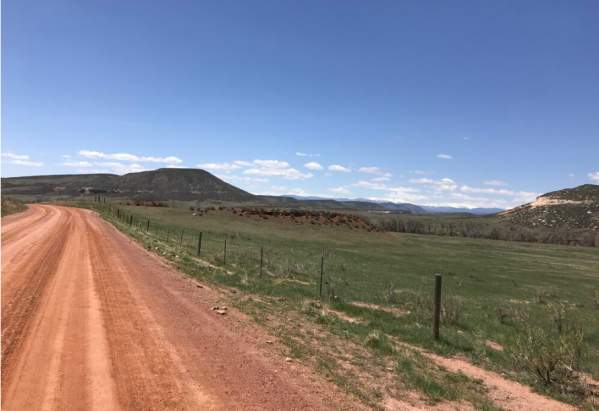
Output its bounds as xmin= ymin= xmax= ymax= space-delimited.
xmin=194 ymin=206 xmax=378 ymax=231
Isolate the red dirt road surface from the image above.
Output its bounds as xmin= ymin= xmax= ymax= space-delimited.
xmin=1 ymin=205 xmax=356 ymax=410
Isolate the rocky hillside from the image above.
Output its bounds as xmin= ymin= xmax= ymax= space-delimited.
xmin=1 ymin=168 xmax=255 ymax=202
xmin=501 ymin=184 xmax=599 ymax=230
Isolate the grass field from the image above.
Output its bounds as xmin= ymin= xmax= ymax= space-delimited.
xmin=83 ymin=201 xmax=599 ymax=409
xmin=1 ymin=197 xmax=27 ymax=217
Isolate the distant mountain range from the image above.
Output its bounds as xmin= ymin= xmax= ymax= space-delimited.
xmin=421 ymin=206 xmax=504 ymax=215
xmin=286 ymin=195 xmax=501 ymax=215
xmin=6 ymin=169 xmax=596 ymax=221
xmin=1 ymin=168 xmax=503 ymax=215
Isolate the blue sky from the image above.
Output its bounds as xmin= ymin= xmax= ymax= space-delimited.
xmin=2 ymin=1 xmax=598 ymax=208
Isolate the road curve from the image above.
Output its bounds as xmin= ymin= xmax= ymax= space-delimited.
xmin=1 ymin=205 xmax=353 ymax=410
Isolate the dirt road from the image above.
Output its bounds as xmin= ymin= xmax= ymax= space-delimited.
xmin=1 ymin=205 xmax=354 ymax=410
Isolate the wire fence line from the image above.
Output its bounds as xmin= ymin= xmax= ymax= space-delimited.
xmin=92 ymin=200 xmax=358 ymax=300
xmin=88 ymin=199 xmax=465 ymax=340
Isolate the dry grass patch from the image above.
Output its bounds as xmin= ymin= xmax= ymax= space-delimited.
xmin=350 ymin=301 xmax=409 ymax=317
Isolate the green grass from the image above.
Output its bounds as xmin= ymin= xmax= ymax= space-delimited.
xmin=1 ymin=196 xmax=27 ymax=217
xmin=80 ymin=201 xmax=599 ymax=407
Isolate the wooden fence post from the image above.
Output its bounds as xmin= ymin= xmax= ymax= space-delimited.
xmin=433 ymin=273 xmax=442 ymax=340
xmin=166 ymin=229 xmax=170 ymax=242
xmin=197 ymin=232 xmax=203 ymax=256
xmin=180 ymin=230 xmax=184 ymax=246
xmin=223 ymin=239 xmax=227 ymax=265
xmin=319 ymin=253 xmax=325 ymax=298
xmin=260 ymin=246 xmax=264 ymax=278
xmin=146 ymin=219 xmax=150 ymax=232
xmin=129 ymin=215 xmax=133 ymax=226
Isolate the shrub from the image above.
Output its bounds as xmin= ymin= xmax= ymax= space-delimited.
xmin=511 ymin=320 xmax=585 ymax=395
xmin=300 ymin=299 xmax=321 ymax=315
xmin=384 ymin=283 xmax=400 ymax=305
xmin=549 ymin=302 xmax=572 ymax=334
xmin=364 ymin=330 xmax=394 ymax=353
xmin=533 ymin=289 xmax=558 ymax=305
xmin=495 ymin=305 xmax=514 ymax=325
xmin=442 ymin=296 xmax=464 ymax=326
xmin=409 ymin=292 xmax=432 ymax=326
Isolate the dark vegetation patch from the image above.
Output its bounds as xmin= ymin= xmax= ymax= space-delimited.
xmin=1 ymin=196 xmax=27 ymax=217
xmin=371 ymin=212 xmax=599 ymax=247
xmin=220 ymin=207 xmax=378 ymax=231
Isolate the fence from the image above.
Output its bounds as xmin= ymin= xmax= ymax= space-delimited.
xmin=90 ymin=198 xmax=447 ymax=338
xmin=99 ymin=200 xmax=329 ymax=288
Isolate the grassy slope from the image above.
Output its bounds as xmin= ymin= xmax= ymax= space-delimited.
xmin=1 ymin=197 xmax=27 ymax=217
xmin=85 ymin=202 xmax=599 ymax=408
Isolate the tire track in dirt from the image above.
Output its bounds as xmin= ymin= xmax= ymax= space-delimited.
xmin=85 ymin=215 xmax=217 ymax=410
xmin=1 ymin=206 xmax=72 ymax=388
xmin=0 ymin=205 xmax=51 ymax=247
xmin=1 ymin=208 xmax=66 ymax=286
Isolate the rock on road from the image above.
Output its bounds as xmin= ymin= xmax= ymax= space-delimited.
xmin=1 ymin=205 xmax=354 ymax=410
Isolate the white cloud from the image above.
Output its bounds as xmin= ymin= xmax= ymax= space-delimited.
xmin=143 ymin=156 xmax=183 ymax=164
xmin=196 ymin=162 xmax=241 ymax=172
xmin=243 ymin=159 xmax=313 ymax=180
xmin=62 ymin=161 xmax=93 ymax=168
xmin=304 ymin=161 xmax=323 ymax=170
xmin=329 ymin=186 xmax=351 ymax=195
xmin=328 ymin=164 xmax=351 ymax=173
xmin=254 ymin=185 xmax=312 ymax=196
xmin=353 ymin=180 xmax=388 ymax=190
xmin=365 ymin=185 xmax=427 ymax=203
xmin=483 ymin=179 xmax=508 ymax=187
xmin=366 ymin=192 xmax=428 ymax=203
xmin=460 ymin=186 xmax=536 ymax=200
xmin=296 ymin=152 xmax=320 ymax=157
xmin=409 ymin=170 xmax=431 ymax=175
xmin=440 ymin=191 xmax=535 ymax=209
xmin=436 ymin=153 xmax=453 ymax=160
xmin=349 ymin=173 xmax=536 ymax=209
xmin=589 ymin=171 xmax=599 ymax=182
xmin=195 ymin=158 xmax=313 ymax=180
xmin=460 ymin=186 xmax=509 ymax=195
xmin=79 ymin=150 xmax=182 ymax=164
xmin=218 ymin=174 xmax=269 ymax=184
xmin=93 ymin=161 xmax=146 ymax=174
xmin=352 ymin=179 xmax=424 ymax=203
xmin=163 ymin=164 xmax=187 ymax=169
xmin=358 ymin=166 xmax=392 ymax=178
xmin=358 ymin=166 xmax=382 ymax=174
xmin=371 ymin=175 xmax=391 ymax=182
xmin=233 ymin=160 xmax=253 ymax=167
xmin=1 ymin=152 xmax=43 ymax=167
xmin=411 ymin=177 xmax=458 ymax=191
xmin=2 ymin=153 xmax=30 ymax=160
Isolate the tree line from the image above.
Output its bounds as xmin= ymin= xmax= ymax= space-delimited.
xmin=372 ymin=215 xmax=599 ymax=247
